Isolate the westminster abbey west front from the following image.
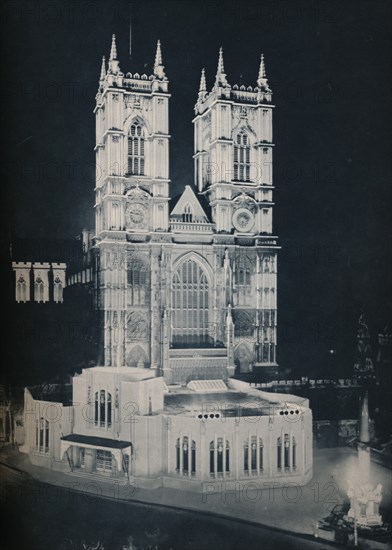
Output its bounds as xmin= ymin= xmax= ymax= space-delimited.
xmin=22 ymin=36 xmax=313 ymax=488
xmin=95 ymin=37 xmax=278 ymax=385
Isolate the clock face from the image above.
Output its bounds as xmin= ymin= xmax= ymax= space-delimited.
xmin=233 ymin=208 xmax=255 ymax=232
xmin=126 ymin=203 xmax=147 ymax=228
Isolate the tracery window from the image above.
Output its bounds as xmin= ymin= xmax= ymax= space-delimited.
xmin=176 ymin=436 xmax=196 ymax=476
xmin=234 ymin=255 xmax=252 ymax=306
xmin=127 ymin=257 xmax=150 ymax=306
xmin=234 ymin=312 xmax=253 ymax=338
xmin=292 ymin=437 xmax=297 ymax=470
xmin=244 ymin=436 xmax=264 ymax=474
xmin=53 ymin=277 xmax=63 ymax=303
xmin=94 ymin=390 xmax=112 ymax=428
xmin=277 ymin=434 xmax=294 ymax=471
xmin=210 ymin=438 xmax=230 ymax=478
xmin=171 ymin=259 xmax=210 ymax=346
xmin=284 ymin=434 xmax=290 ymax=470
xmin=234 ymin=131 xmax=250 ymax=181
xmin=35 ymin=276 xmax=44 ymax=302
xmin=35 ymin=418 xmax=49 ymax=453
xmin=16 ymin=276 xmax=27 ymax=302
xmin=277 ymin=436 xmax=282 ymax=470
xmin=128 ymin=123 xmax=145 ymax=176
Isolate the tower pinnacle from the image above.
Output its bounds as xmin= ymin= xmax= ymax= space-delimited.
xmin=155 ymin=40 xmax=162 ymax=66
xmin=214 ymin=47 xmax=229 ymax=87
xmin=257 ymin=53 xmax=270 ymax=91
xmin=198 ymin=68 xmax=207 ymax=101
xmin=154 ymin=40 xmax=166 ymax=79
xmin=99 ymin=56 xmax=106 ymax=82
xmin=110 ymin=34 xmax=117 ymax=61
xmin=108 ymin=34 xmax=120 ymax=74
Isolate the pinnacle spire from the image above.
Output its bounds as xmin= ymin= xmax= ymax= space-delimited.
xmin=199 ymin=68 xmax=206 ymax=92
xmin=154 ymin=40 xmax=162 ymax=67
xmin=217 ymin=47 xmax=225 ymax=74
xmin=110 ymin=34 xmax=117 ymax=60
xmin=257 ymin=53 xmax=270 ymax=91
xmin=153 ymin=40 xmax=166 ymax=79
xmin=214 ymin=47 xmax=229 ymax=87
xmin=108 ymin=34 xmax=120 ymax=74
xmin=198 ymin=68 xmax=207 ymax=101
xmin=100 ymin=56 xmax=106 ymax=81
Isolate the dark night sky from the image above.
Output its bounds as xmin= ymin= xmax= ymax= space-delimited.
xmin=2 ymin=0 xmax=391 ymax=377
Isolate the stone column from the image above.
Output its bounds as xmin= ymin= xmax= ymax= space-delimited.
xmin=200 ymin=424 xmax=205 ymax=480
xmin=222 ymin=432 xmax=226 ymax=478
xmin=214 ymin=433 xmax=218 ymax=477
xmin=234 ymin=421 xmax=240 ymax=480
xmin=179 ymin=432 xmax=183 ymax=474
xmin=111 ymin=453 xmax=118 ymax=477
xmin=84 ymin=448 xmax=96 ymax=473
xmin=72 ymin=446 xmax=81 ymax=468
xmin=150 ymin=251 xmax=160 ymax=370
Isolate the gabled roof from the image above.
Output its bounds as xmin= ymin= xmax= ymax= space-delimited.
xmin=170 ymin=185 xmax=210 ymax=222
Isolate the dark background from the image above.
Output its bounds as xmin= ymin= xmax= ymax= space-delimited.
xmin=1 ymin=0 xmax=391 ymax=383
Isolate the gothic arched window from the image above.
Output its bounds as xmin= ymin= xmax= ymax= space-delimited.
xmin=53 ymin=276 xmax=63 ymax=303
xmin=94 ymin=390 xmax=112 ymax=428
xmin=234 ymin=131 xmax=250 ymax=182
xmin=277 ymin=436 xmax=282 ymax=470
xmin=175 ymin=436 xmax=196 ymax=476
xmin=234 ymin=255 xmax=252 ymax=306
xmin=36 ymin=417 xmax=49 ymax=453
xmin=171 ymin=258 xmax=210 ymax=346
xmin=284 ymin=434 xmax=290 ymax=470
xmin=292 ymin=436 xmax=297 ymax=470
xmin=128 ymin=122 xmax=145 ymax=176
xmin=16 ymin=276 xmax=27 ymax=302
xmin=127 ymin=257 xmax=150 ymax=306
xmin=244 ymin=436 xmax=264 ymax=474
xmin=210 ymin=438 xmax=230 ymax=478
xmin=35 ymin=276 xmax=44 ymax=302
xmin=234 ymin=312 xmax=253 ymax=338
xmin=126 ymin=344 xmax=150 ymax=369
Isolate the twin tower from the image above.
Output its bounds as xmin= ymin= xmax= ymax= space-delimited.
xmin=94 ymin=35 xmax=278 ymax=384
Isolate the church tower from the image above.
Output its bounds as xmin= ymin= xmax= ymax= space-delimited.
xmin=94 ymin=36 xmax=170 ymax=370
xmin=194 ymin=49 xmax=273 ymax=233
xmin=92 ymin=37 xmax=278 ymax=380
xmin=193 ymin=50 xmax=278 ymax=371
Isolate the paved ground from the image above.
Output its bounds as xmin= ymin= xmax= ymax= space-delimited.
xmin=1 ymin=445 xmax=391 ymax=549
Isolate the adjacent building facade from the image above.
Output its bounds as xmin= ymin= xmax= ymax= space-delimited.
xmin=22 ymin=368 xmax=313 ymax=489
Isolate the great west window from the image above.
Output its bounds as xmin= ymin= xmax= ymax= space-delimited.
xmin=171 ymin=259 xmax=211 ymax=346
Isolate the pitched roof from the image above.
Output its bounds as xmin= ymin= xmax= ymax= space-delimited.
xmin=170 ymin=185 xmax=210 ymax=222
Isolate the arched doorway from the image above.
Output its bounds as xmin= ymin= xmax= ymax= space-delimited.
xmin=126 ymin=345 xmax=150 ymax=369
xmin=234 ymin=343 xmax=253 ymax=373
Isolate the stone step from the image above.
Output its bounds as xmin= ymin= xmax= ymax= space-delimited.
xmin=66 ymin=468 xmax=130 ymax=484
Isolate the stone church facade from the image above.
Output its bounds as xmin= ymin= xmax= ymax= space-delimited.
xmin=95 ymin=37 xmax=278 ymax=384
xmin=21 ymin=36 xmax=312 ymax=489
